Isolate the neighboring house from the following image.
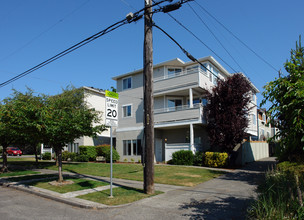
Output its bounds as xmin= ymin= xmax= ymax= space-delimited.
xmin=113 ymin=56 xmax=259 ymax=162
xmin=257 ymin=108 xmax=272 ymax=141
xmin=41 ymin=86 xmax=112 ymax=154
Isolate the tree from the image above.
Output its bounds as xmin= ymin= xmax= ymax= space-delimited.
xmin=0 ymin=101 xmax=18 ymax=172
xmin=43 ymin=86 xmax=106 ymax=182
xmin=206 ymin=73 xmax=252 ymax=154
xmin=261 ymin=36 xmax=304 ymax=161
xmin=4 ymin=89 xmax=46 ymax=167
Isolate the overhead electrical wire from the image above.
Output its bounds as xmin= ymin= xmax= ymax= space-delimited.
xmin=187 ymin=3 xmax=247 ymax=75
xmin=0 ymin=0 xmax=181 ymax=88
xmin=193 ymin=0 xmax=279 ymax=73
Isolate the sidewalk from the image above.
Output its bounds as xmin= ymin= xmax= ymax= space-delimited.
xmin=0 ymin=157 xmax=276 ymax=218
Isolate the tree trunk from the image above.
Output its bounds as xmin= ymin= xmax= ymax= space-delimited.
xmin=57 ymin=148 xmax=63 ymax=183
xmin=34 ymin=145 xmax=39 ymax=168
xmin=1 ymin=144 xmax=9 ymax=173
xmin=55 ymin=149 xmax=58 ymax=166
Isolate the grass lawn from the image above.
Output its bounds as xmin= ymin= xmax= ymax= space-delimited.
xmin=5 ymin=174 xmax=58 ymax=182
xmin=1 ymin=157 xmax=225 ymax=186
xmin=78 ymin=186 xmax=163 ymax=206
xmin=29 ymin=178 xmax=109 ymax=194
xmin=0 ymin=170 xmax=40 ymax=177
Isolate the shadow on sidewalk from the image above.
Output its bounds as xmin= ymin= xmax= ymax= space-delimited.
xmin=180 ymin=196 xmax=253 ymax=220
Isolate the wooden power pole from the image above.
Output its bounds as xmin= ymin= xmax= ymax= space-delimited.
xmin=143 ymin=0 xmax=154 ymax=194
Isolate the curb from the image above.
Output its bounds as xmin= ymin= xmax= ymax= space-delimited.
xmin=0 ymin=180 xmax=133 ymax=210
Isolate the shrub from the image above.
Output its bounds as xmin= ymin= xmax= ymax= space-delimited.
xmin=75 ymin=154 xmax=89 ymax=162
xmin=42 ymin=152 xmax=51 ymax=160
xmin=172 ymin=150 xmax=194 ymax=166
xmin=79 ymin=146 xmax=96 ymax=161
xmin=193 ymin=151 xmax=204 ymax=166
xmin=96 ymin=145 xmax=120 ymax=162
xmin=0 ymin=148 xmax=3 ymax=155
xmin=248 ymin=166 xmax=304 ymax=219
xmin=204 ymin=152 xmax=228 ymax=168
xmin=62 ymin=151 xmax=77 ymax=161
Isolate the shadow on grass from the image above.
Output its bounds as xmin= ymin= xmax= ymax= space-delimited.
xmin=179 ymin=196 xmax=254 ymax=220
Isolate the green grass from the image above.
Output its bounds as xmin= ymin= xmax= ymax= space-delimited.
xmin=1 ymin=157 xmax=225 ymax=186
xmin=29 ymin=178 xmax=109 ymax=194
xmin=0 ymin=170 xmax=39 ymax=177
xmin=5 ymin=174 xmax=58 ymax=182
xmin=78 ymin=186 xmax=163 ymax=206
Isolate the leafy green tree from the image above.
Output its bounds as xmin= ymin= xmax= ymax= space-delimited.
xmin=0 ymin=101 xmax=18 ymax=172
xmin=5 ymin=89 xmax=46 ymax=166
xmin=261 ymin=36 xmax=304 ymax=161
xmin=206 ymin=73 xmax=252 ymax=154
xmin=43 ymin=86 xmax=106 ymax=182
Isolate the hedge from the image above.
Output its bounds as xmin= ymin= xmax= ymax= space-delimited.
xmin=79 ymin=146 xmax=97 ymax=161
xmin=96 ymin=145 xmax=120 ymax=162
xmin=204 ymin=152 xmax=228 ymax=168
xmin=42 ymin=152 xmax=51 ymax=160
xmin=172 ymin=150 xmax=194 ymax=165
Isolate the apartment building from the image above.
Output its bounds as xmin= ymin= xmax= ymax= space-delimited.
xmin=256 ymin=108 xmax=272 ymax=141
xmin=113 ymin=56 xmax=259 ymax=162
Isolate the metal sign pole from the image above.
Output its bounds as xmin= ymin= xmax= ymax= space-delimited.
xmin=110 ymin=125 xmax=113 ymax=198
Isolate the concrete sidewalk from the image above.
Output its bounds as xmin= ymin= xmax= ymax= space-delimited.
xmin=0 ymin=157 xmax=276 ymax=219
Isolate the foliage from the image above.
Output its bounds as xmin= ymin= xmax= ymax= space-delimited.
xmin=206 ymin=73 xmax=252 ymax=154
xmin=75 ymin=154 xmax=89 ymax=162
xmin=204 ymin=152 xmax=228 ymax=168
xmin=248 ymin=165 xmax=304 ymax=219
xmin=62 ymin=151 xmax=77 ymax=161
xmin=42 ymin=152 xmax=51 ymax=160
xmin=193 ymin=151 xmax=205 ymax=166
xmin=261 ymin=36 xmax=304 ymax=162
xmin=96 ymin=145 xmax=120 ymax=162
xmin=171 ymin=150 xmax=194 ymax=166
xmin=79 ymin=146 xmax=97 ymax=161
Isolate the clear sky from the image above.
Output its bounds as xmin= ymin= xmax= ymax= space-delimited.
xmin=0 ymin=0 xmax=303 ymax=108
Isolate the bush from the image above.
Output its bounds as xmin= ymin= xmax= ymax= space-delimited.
xmin=79 ymin=146 xmax=97 ymax=161
xmin=248 ymin=166 xmax=304 ymax=219
xmin=193 ymin=151 xmax=204 ymax=166
xmin=75 ymin=154 xmax=89 ymax=162
xmin=42 ymin=152 xmax=51 ymax=160
xmin=96 ymin=145 xmax=120 ymax=162
xmin=172 ymin=150 xmax=194 ymax=165
xmin=0 ymin=148 xmax=2 ymax=155
xmin=62 ymin=151 xmax=77 ymax=161
xmin=204 ymin=152 xmax=228 ymax=168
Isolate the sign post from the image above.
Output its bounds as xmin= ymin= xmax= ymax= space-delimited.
xmin=105 ymin=90 xmax=119 ymax=198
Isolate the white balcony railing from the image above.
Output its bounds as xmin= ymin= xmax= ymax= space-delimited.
xmin=154 ymin=67 xmax=208 ymax=82
xmin=154 ymin=103 xmax=202 ymax=114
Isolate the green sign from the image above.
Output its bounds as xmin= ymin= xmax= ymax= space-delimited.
xmin=105 ymin=90 xmax=119 ymax=99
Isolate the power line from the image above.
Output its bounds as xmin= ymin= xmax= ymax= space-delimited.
xmin=0 ymin=0 xmax=92 ymax=63
xmin=193 ymin=0 xmax=279 ymax=73
xmin=187 ymin=3 xmax=246 ymax=75
xmin=153 ymin=23 xmax=221 ymax=80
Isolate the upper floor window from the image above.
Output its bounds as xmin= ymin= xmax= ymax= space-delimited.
xmin=123 ymin=77 xmax=132 ymax=90
xmin=252 ymin=93 xmax=256 ymax=102
xmin=122 ymin=105 xmax=132 ymax=118
xmin=252 ymin=114 xmax=256 ymax=125
xmin=168 ymin=68 xmax=182 ymax=78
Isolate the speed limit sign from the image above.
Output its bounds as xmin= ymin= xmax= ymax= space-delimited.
xmin=105 ymin=90 xmax=119 ymax=126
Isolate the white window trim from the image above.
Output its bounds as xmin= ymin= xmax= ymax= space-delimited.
xmin=122 ymin=76 xmax=132 ymax=90
xmin=122 ymin=104 xmax=132 ymax=118
xmin=166 ymin=67 xmax=183 ymax=78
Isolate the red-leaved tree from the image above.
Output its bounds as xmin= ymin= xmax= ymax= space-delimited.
xmin=206 ymin=73 xmax=252 ymax=154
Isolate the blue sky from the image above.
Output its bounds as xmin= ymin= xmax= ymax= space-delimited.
xmin=0 ymin=0 xmax=303 ymax=108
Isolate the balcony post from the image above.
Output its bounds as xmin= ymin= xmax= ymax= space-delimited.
xmin=189 ymin=88 xmax=193 ymax=108
xmin=190 ymin=123 xmax=194 ymax=152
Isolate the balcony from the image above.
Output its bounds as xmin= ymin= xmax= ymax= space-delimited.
xmin=153 ymin=67 xmax=213 ymax=95
xmin=154 ymin=103 xmax=205 ymax=127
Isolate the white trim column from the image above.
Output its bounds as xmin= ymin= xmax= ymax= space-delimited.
xmin=189 ymin=88 xmax=193 ymax=108
xmin=190 ymin=123 xmax=194 ymax=152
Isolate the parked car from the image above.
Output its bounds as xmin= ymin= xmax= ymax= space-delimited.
xmin=6 ymin=147 xmax=22 ymax=156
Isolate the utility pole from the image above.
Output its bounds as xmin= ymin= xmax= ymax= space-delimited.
xmin=143 ymin=0 xmax=154 ymax=194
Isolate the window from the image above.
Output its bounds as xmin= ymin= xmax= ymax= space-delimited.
xmin=167 ymin=99 xmax=182 ymax=111
xmin=122 ymin=105 xmax=132 ymax=118
xmin=186 ymin=65 xmax=198 ymax=74
xmin=167 ymin=68 xmax=182 ymax=78
xmin=252 ymin=93 xmax=256 ymax=102
xmin=212 ymin=68 xmax=219 ymax=85
xmin=262 ymin=114 xmax=266 ymax=122
xmin=123 ymin=139 xmax=142 ymax=156
xmin=252 ymin=114 xmax=256 ymax=125
xmin=122 ymin=77 xmax=132 ymax=90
